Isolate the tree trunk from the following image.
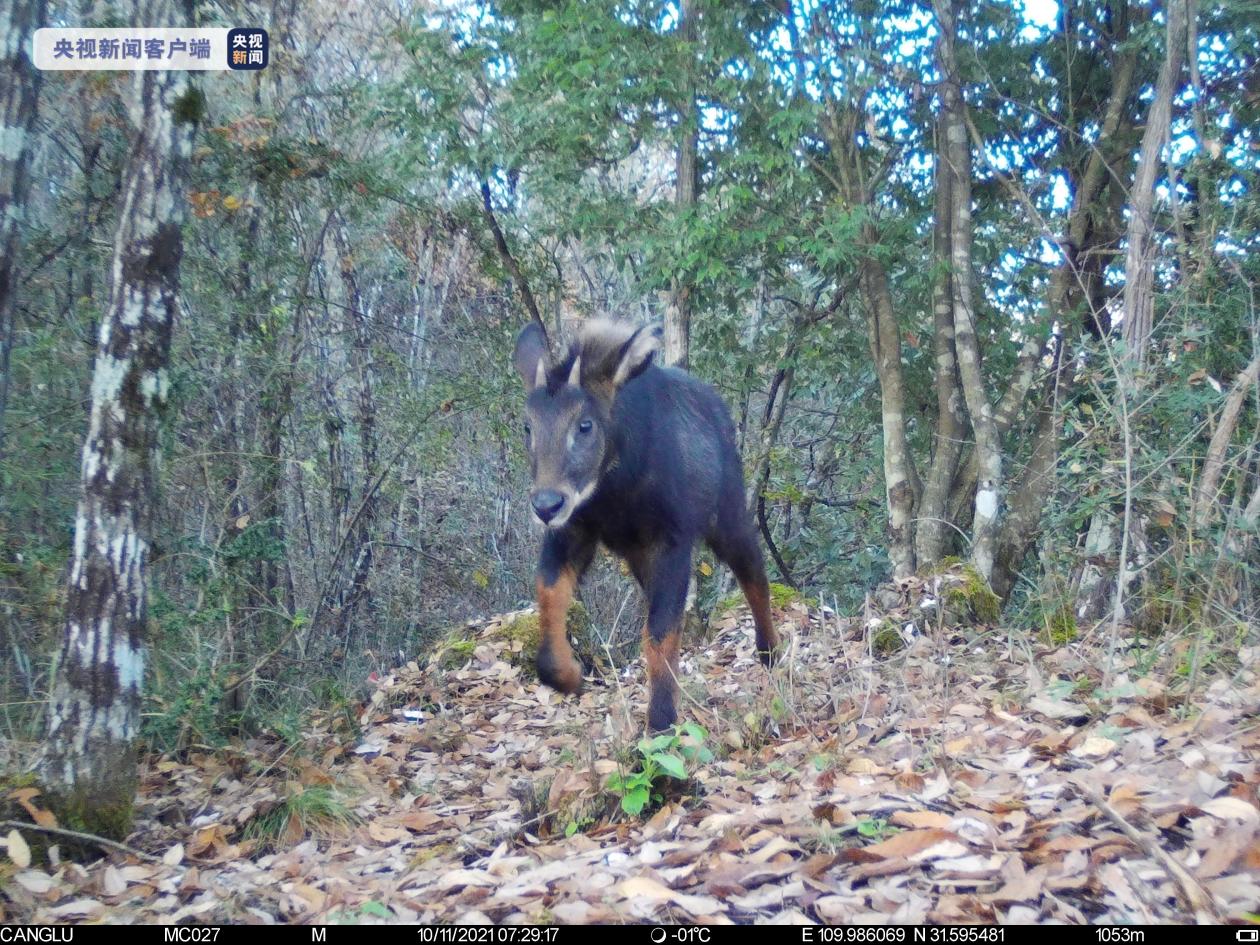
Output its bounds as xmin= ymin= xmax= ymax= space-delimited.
xmin=935 ymin=0 xmax=1002 ymax=585
xmin=861 ymin=249 xmax=918 ymax=579
xmin=327 ymin=220 xmax=379 ymax=644
xmin=992 ymin=376 xmax=1061 ymax=600
xmin=1072 ymin=0 xmax=1189 ymax=620
xmin=0 ymin=0 xmax=46 ymax=468
xmin=914 ymin=113 xmax=967 ymax=569
xmin=663 ymin=0 xmax=698 ymax=369
xmin=479 ymin=179 xmax=547 ymax=348
xmin=1074 ymin=508 xmax=1118 ymax=623
xmin=251 ymin=195 xmax=294 ymax=616
xmin=1192 ymin=352 xmax=1260 ymax=530
xmin=1120 ymin=0 xmax=1188 ymax=363
xmin=39 ymin=0 xmax=197 ymax=838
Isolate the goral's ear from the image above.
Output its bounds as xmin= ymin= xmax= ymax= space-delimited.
xmin=573 ymin=319 xmax=661 ymax=396
xmin=513 ymin=322 xmax=550 ymax=392
xmin=612 ymin=324 xmax=662 ymax=388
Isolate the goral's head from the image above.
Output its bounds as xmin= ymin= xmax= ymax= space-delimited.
xmin=512 ymin=319 xmax=660 ymax=528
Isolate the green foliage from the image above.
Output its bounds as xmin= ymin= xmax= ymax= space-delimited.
xmin=1173 ymin=622 xmax=1246 ymax=680
xmin=604 ymin=723 xmax=713 ymax=818
xmin=563 ymin=813 xmax=596 ymax=838
xmin=769 ymin=582 xmax=801 ymax=608
xmin=1044 ymin=606 xmax=1079 ymax=647
xmin=143 ymin=666 xmax=233 ymax=754
xmin=219 ymin=519 xmax=286 ymax=567
xmin=856 ymin=817 xmax=896 ymax=841
xmin=329 ymin=901 xmax=392 ymax=924
xmin=172 ymin=86 xmax=208 ymax=125
xmin=1029 ymin=296 xmax=1260 ymax=665
xmin=806 ymin=814 xmax=900 ymax=854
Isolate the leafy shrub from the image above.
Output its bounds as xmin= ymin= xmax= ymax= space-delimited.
xmin=605 ymin=723 xmax=714 ymax=817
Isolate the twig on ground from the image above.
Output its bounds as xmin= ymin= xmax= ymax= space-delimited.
xmin=0 ymin=820 xmax=162 ymax=863
xmin=1072 ymin=780 xmax=1219 ymax=923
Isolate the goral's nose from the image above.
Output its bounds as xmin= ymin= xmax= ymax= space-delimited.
xmin=530 ymin=489 xmax=566 ymax=524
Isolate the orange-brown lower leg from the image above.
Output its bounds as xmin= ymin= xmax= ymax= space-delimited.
xmin=643 ymin=622 xmax=681 ymax=731
xmin=536 ymin=569 xmax=583 ymax=693
xmin=740 ymin=575 xmax=780 ymax=666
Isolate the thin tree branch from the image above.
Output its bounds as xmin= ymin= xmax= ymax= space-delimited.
xmin=1072 ymin=781 xmax=1219 ymax=922
xmin=479 ymin=178 xmax=548 ymax=346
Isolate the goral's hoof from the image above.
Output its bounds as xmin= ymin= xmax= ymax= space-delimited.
xmin=757 ymin=638 xmax=781 ymax=668
xmin=537 ymin=646 xmax=583 ymax=694
xmin=648 ymin=688 xmax=677 ymax=732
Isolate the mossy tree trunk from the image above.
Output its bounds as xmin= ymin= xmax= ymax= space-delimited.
xmin=39 ymin=0 xmax=197 ymax=839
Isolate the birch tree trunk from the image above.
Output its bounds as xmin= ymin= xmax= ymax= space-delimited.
xmin=40 ymin=0 xmax=197 ymax=837
xmin=0 ymin=0 xmax=46 ymax=467
xmin=1191 ymin=352 xmax=1260 ymax=530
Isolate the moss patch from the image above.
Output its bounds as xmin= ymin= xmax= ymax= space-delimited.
xmin=941 ymin=563 xmax=1002 ymax=625
xmin=717 ymin=581 xmax=802 ymax=616
xmin=0 ymin=770 xmax=41 ymax=796
xmin=438 ymin=637 xmax=477 ymax=669
xmin=3 ymin=767 xmax=138 ymax=861
xmin=1045 ymin=606 xmax=1079 ymax=646
xmin=495 ymin=611 xmax=543 ymax=654
xmin=49 ymin=789 xmax=136 ymax=844
xmin=769 ymin=582 xmax=802 ymax=608
xmin=434 ymin=601 xmax=594 ymax=678
xmin=869 ymin=619 xmax=905 ymax=656
xmin=493 ymin=601 xmax=592 ymax=663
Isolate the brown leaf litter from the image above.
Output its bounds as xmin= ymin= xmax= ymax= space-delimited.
xmin=4 ymin=590 xmax=1260 ymax=925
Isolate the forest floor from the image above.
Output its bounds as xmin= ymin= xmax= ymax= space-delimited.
xmin=4 ymin=581 xmax=1260 ymax=925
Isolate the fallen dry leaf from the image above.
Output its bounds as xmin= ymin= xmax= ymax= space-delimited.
xmin=890 ymin=810 xmax=954 ymax=830
xmin=1201 ymin=797 xmax=1259 ymax=823
xmin=864 ymin=828 xmax=966 ymax=860
xmin=5 ymin=830 xmax=30 ymax=869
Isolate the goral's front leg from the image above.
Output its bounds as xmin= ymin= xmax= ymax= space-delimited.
xmin=535 ymin=528 xmax=593 ymax=694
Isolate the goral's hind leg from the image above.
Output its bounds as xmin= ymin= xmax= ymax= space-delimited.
xmin=741 ymin=571 xmax=780 ymax=666
xmin=643 ymin=543 xmax=692 ymax=731
xmin=712 ymin=528 xmax=780 ymax=665
xmin=535 ymin=529 xmax=593 ymax=694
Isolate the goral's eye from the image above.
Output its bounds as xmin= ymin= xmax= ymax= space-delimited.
xmin=577 ymin=419 xmax=593 ymax=435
